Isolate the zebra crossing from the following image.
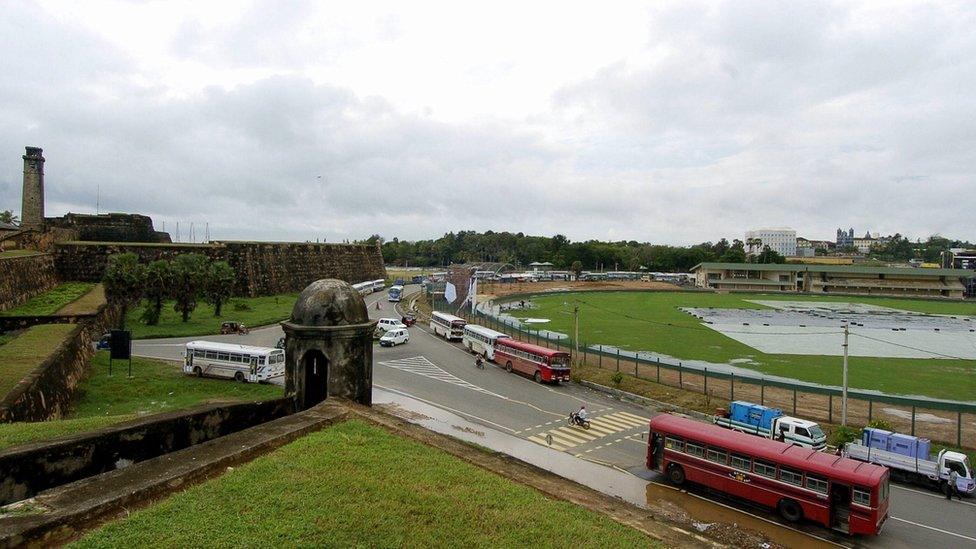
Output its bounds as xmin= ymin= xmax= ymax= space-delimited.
xmin=526 ymin=411 xmax=649 ymax=451
xmin=377 ymin=356 xmax=503 ymax=397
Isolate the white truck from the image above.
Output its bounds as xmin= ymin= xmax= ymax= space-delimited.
xmin=714 ymin=401 xmax=827 ymax=450
xmin=843 ymin=428 xmax=975 ymax=495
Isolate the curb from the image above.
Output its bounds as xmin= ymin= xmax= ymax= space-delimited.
xmin=578 ymin=380 xmax=711 ymax=422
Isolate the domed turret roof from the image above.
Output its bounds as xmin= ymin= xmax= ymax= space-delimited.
xmin=290 ymin=279 xmax=369 ymax=327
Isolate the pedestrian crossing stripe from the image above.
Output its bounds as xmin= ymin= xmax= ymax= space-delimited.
xmin=378 ymin=356 xmax=504 ymax=398
xmin=524 ymin=411 xmax=650 ymax=451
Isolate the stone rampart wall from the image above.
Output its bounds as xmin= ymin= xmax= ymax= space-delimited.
xmin=54 ymin=241 xmax=386 ymax=297
xmin=0 ymin=397 xmax=295 ymax=506
xmin=0 ymin=254 xmax=58 ymax=312
xmin=0 ymin=301 xmax=121 ymax=423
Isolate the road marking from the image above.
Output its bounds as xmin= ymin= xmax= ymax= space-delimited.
xmin=378 ymin=356 xmax=506 ymax=398
xmin=528 ymin=435 xmax=567 ymax=451
xmin=615 ymin=411 xmax=651 ymax=424
xmin=891 ymin=484 xmax=976 ymax=508
xmin=525 ymin=412 xmax=650 ymax=451
xmin=890 ymin=516 xmax=976 ymax=542
xmin=373 ymin=384 xmax=518 ymax=433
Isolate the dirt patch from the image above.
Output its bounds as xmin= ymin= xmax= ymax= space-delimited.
xmin=481 ymin=280 xmax=680 ymax=300
xmin=452 ymin=425 xmax=485 ymax=437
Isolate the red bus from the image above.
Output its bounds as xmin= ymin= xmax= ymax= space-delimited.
xmin=647 ymin=414 xmax=889 ymax=536
xmin=493 ymin=338 xmax=571 ymax=384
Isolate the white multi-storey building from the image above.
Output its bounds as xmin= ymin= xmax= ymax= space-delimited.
xmin=745 ymin=228 xmax=797 ymax=257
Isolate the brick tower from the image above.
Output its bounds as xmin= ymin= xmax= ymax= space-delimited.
xmin=21 ymin=147 xmax=45 ymax=231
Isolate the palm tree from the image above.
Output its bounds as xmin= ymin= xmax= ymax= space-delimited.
xmin=0 ymin=210 xmax=19 ymax=225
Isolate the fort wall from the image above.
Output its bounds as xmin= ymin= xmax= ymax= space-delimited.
xmin=54 ymin=241 xmax=386 ymax=297
xmin=0 ymin=254 xmax=58 ymax=312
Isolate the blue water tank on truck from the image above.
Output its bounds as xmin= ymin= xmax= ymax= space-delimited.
xmin=713 ymin=401 xmax=827 ymax=450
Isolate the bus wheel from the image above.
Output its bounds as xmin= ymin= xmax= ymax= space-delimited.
xmin=505 ymin=362 xmax=513 ymax=373
xmin=534 ymin=371 xmax=543 ymax=383
xmin=234 ymin=371 xmax=246 ymax=383
xmin=666 ymin=464 xmax=685 ymax=485
xmin=193 ymin=366 xmax=203 ymax=378
xmin=777 ymin=499 xmax=803 ymax=523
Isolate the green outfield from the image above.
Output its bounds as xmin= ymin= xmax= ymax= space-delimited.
xmin=523 ymin=291 xmax=976 ymax=401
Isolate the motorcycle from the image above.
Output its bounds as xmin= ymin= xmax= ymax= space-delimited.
xmin=569 ymin=412 xmax=591 ymax=430
xmin=475 ymin=357 xmax=485 ymax=370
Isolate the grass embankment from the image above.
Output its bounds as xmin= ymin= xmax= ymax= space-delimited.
xmin=55 ymin=284 xmax=106 ymax=315
xmin=0 ymin=324 xmax=76 ymax=397
xmin=71 ymin=420 xmax=657 ymax=548
xmin=0 ymin=283 xmax=95 ymax=316
xmin=0 ymin=250 xmax=45 ymax=259
xmin=126 ymin=293 xmax=298 ymax=339
xmin=528 ymin=291 xmax=976 ymax=400
xmin=0 ymin=352 xmax=282 ymax=450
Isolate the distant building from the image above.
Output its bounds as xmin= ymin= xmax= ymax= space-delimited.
xmin=836 ymin=228 xmax=881 ymax=254
xmin=528 ymin=261 xmax=554 ymax=272
xmin=745 ymin=228 xmax=796 ymax=257
xmin=692 ymin=262 xmax=974 ymax=299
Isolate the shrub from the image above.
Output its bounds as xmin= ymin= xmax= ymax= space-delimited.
xmin=866 ymin=419 xmax=894 ymax=432
xmin=611 ymin=371 xmax=624 ymax=387
xmin=232 ymin=300 xmax=252 ymax=312
xmin=829 ymin=425 xmax=860 ymax=448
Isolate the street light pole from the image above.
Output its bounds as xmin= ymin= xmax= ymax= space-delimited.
xmin=842 ymin=322 xmax=849 ymax=426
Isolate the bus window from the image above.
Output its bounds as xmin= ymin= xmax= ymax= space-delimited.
xmin=853 ymin=487 xmax=871 ymax=506
xmin=754 ymin=460 xmax=776 ymax=478
xmin=665 ymin=436 xmax=684 ymax=451
xmin=685 ymin=443 xmax=705 ymax=458
xmin=731 ymin=454 xmax=752 ymax=472
xmin=780 ymin=467 xmax=803 ymax=486
xmin=806 ymin=474 xmax=828 ymax=494
xmin=706 ymin=448 xmax=728 ymax=465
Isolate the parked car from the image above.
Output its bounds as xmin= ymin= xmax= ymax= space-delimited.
xmin=411 ymin=275 xmax=424 ymax=284
xmin=220 ymin=321 xmax=250 ymax=335
xmin=377 ymin=318 xmax=408 ymax=332
xmin=95 ymin=333 xmax=111 ymax=350
xmin=380 ymin=328 xmax=409 ymax=347
xmin=401 ymin=313 xmax=417 ymax=327
xmin=394 ymin=278 xmax=405 ymax=286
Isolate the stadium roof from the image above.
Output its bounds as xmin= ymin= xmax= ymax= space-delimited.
xmin=691 ymin=262 xmax=975 ymax=277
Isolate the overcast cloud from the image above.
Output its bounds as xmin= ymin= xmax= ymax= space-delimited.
xmin=1 ymin=1 xmax=974 ymax=244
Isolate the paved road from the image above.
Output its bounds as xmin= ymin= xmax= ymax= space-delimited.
xmin=133 ymin=285 xmax=976 ymax=548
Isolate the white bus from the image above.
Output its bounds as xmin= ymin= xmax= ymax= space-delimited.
xmin=352 ymin=281 xmax=373 ymax=296
xmin=462 ymin=324 xmax=510 ymax=360
xmin=371 ymin=279 xmax=386 ymax=292
xmin=183 ymin=341 xmax=285 ymax=383
xmin=430 ymin=311 xmax=466 ymax=341
xmin=388 ymin=284 xmax=404 ymax=302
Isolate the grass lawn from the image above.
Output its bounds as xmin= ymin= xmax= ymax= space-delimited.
xmin=0 ymin=324 xmax=77 ymax=397
xmin=71 ymin=420 xmax=657 ymax=548
xmin=526 ymin=291 xmax=976 ymax=400
xmin=0 ymin=283 xmax=95 ymax=316
xmin=55 ymin=284 xmax=105 ymax=315
xmin=0 ymin=352 xmax=281 ymax=450
xmin=125 ymin=293 xmax=299 ymax=339
xmin=72 ymin=352 xmax=282 ymax=418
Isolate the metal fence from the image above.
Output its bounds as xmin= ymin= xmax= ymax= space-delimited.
xmin=439 ymin=299 xmax=976 ymax=450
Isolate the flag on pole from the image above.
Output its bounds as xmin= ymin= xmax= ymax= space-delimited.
xmin=444 ymin=282 xmax=457 ymax=303
xmin=470 ymin=276 xmax=478 ymax=312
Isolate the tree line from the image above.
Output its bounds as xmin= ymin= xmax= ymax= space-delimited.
xmin=371 ymin=231 xmax=773 ymax=272
xmin=103 ymin=253 xmax=235 ymax=326
xmin=371 ymin=230 xmax=973 ymax=271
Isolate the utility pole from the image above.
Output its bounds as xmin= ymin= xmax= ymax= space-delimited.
xmin=574 ymin=304 xmax=580 ymax=364
xmin=842 ymin=322 xmax=849 ymax=426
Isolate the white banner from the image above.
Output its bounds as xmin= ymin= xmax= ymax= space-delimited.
xmin=444 ymin=282 xmax=457 ymax=303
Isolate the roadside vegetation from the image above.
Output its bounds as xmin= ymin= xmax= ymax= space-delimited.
xmin=0 ymin=283 xmax=95 ymax=316
xmin=124 ymin=293 xmax=297 ymax=339
xmin=0 ymin=324 xmax=76 ymax=397
xmin=70 ymin=420 xmax=657 ymax=548
xmin=527 ymin=291 xmax=976 ymax=400
xmin=0 ymin=352 xmax=281 ymax=450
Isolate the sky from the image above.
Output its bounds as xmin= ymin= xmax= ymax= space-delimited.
xmin=1 ymin=1 xmax=974 ymax=245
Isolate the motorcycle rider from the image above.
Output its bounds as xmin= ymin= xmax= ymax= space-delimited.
xmin=475 ymin=356 xmax=484 ymax=369
xmin=574 ymin=405 xmax=588 ymax=425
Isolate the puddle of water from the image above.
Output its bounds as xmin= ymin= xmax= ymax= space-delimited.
xmin=645 ymin=481 xmax=836 ymax=548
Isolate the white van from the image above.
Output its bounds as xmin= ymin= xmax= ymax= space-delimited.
xmin=380 ymin=328 xmax=409 ymax=347
xmin=377 ymin=318 xmax=407 ymax=332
